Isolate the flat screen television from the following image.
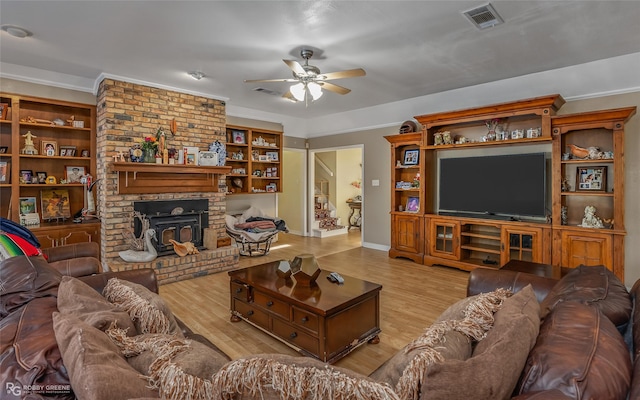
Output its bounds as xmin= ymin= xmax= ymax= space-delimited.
xmin=439 ymin=153 xmax=548 ymax=219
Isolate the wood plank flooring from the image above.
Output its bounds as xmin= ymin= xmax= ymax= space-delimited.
xmin=159 ymin=231 xmax=470 ymax=376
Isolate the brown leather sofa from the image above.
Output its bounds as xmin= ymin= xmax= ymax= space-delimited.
xmin=0 ymin=252 xmax=227 ymax=400
xmin=467 ymin=266 xmax=639 ymax=400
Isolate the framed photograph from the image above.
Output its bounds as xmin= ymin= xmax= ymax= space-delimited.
xmin=41 ymin=189 xmax=71 ymax=220
xmin=403 ymin=149 xmax=419 ymax=166
xmin=179 ymin=146 xmax=199 ymax=165
xmin=266 ymin=183 xmax=277 ymax=192
xmin=266 ymin=151 xmax=279 ymax=161
xmin=576 ymin=166 xmax=607 ymax=192
xmin=0 ymin=146 xmax=7 ymax=154
xmin=0 ymin=161 xmax=9 ymax=182
xmin=258 ymin=155 xmax=270 ymax=162
xmin=198 ymin=150 xmax=218 ymax=166
xmin=406 ymin=196 xmax=420 ymax=213
xmin=65 ymin=165 xmax=86 ymax=183
xmin=60 ymin=145 xmax=76 ymax=157
xmin=0 ymin=103 xmax=8 ymax=120
xmin=81 ymin=149 xmax=90 ymax=157
xmin=233 ymin=130 xmax=246 ymax=144
xmin=20 ymin=169 xmax=33 ymax=184
xmin=41 ymin=140 xmax=57 ymax=157
xmin=19 ymin=197 xmax=37 ymax=215
xmin=36 ymin=171 xmax=47 ymax=183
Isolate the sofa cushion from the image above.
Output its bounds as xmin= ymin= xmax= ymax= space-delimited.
xmin=0 ymin=255 xmax=61 ymax=318
xmin=518 ymin=301 xmax=631 ymax=399
xmin=540 ymin=265 xmax=631 ymax=329
xmin=420 ymin=284 xmax=540 ymax=400
xmin=126 ymin=334 xmax=228 ymax=380
xmin=0 ymin=297 xmax=73 ymax=399
xmin=369 ymin=293 xmax=475 ymax=387
xmin=52 ymin=312 xmax=158 ymax=400
xmin=103 ymin=278 xmax=182 ymax=336
xmin=57 ymin=276 xmax=137 ymax=335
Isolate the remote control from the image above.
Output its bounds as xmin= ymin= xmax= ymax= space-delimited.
xmin=327 ymin=272 xmax=345 ymax=284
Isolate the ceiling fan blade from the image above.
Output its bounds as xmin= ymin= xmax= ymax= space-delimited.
xmin=283 ymin=59 xmax=307 ymax=76
xmin=320 ymin=81 xmax=351 ymax=95
xmin=319 ymin=68 xmax=366 ymax=80
xmin=282 ymin=91 xmax=297 ymax=101
xmin=244 ymin=78 xmax=298 ymax=83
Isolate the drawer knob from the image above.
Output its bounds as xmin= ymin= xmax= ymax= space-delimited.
xmin=301 ymin=317 xmax=309 ymax=323
xmin=247 ymin=310 xmax=254 ymax=316
xmin=235 ymin=288 xmax=243 ymax=294
xmin=290 ymin=332 xmax=298 ymax=339
xmin=266 ymin=301 xmax=274 ymax=307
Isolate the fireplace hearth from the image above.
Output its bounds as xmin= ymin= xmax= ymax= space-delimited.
xmin=134 ymin=199 xmax=208 ymax=256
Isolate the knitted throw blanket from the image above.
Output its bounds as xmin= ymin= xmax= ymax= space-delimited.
xmin=106 ymin=288 xmax=511 ymax=400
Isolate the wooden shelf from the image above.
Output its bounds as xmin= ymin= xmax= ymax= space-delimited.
xmin=112 ymin=162 xmax=231 ymax=194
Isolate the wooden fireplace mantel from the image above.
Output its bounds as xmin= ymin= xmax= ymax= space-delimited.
xmin=112 ymin=162 xmax=232 ymax=194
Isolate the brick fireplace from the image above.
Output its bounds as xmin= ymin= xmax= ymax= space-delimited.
xmin=95 ymin=78 xmax=238 ymax=284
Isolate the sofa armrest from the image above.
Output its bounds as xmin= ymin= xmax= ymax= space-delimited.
xmin=48 ymin=256 xmax=101 ymax=277
xmin=78 ymin=268 xmax=158 ymax=294
xmin=467 ymin=269 xmax=558 ymax=303
xmin=42 ymin=242 xmax=100 ymax=262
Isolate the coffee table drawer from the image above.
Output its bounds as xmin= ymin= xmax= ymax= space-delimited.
xmin=234 ymin=300 xmax=269 ymax=328
xmin=291 ymin=306 xmax=319 ymax=334
xmin=272 ymin=319 xmax=319 ymax=356
xmin=231 ymin=281 xmax=251 ymax=302
xmin=254 ymin=291 xmax=289 ymax=319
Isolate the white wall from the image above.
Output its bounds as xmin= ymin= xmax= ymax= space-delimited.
xmin=279 ymin=149 xmax=306 ymax=235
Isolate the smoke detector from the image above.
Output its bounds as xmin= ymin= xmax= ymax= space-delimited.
xmin=463 ymin=3 xmax=504 ymax=30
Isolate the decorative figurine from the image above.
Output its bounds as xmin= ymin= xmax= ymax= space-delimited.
xmin=580 ymin=205 xmax=604 ymax=228
xmin=21 ymin=131 xmax=38 ymax=155
xmin=118 ymin=229 xmax=158 ymax=262
xmin=561 ymin=179 xmax=571 ymax=192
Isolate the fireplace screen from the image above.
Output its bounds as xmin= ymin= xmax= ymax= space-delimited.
xmin=134 ymin=199 xmax=208 ymax=256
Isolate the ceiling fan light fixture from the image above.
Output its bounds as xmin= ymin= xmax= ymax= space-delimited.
xmin=308 ymin=82 xmax=323 ymax=100
xmin=290 ymin=83 xmax=306 ymax=101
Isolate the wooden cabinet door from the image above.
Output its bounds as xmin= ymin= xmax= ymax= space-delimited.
xmin=392 ymin=214 xmax=423 ymax=255
xmin=33 ymin=231 xmax=58 ymax=249
xmin=429 ymin=219 xmax=460 ymax=260
xmin=501 ymin=227 xmax=543 ymax=264
xmin=561 ymin=230 xmax=612 ymax=269
xmin=60 ymin=226 xmax=99 ymax=245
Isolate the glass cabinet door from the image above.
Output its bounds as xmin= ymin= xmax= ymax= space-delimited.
xmin=429 ymin=219 xmax=460 ymax=260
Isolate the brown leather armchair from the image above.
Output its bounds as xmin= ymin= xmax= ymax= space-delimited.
xmin=42 ymin=241 xmax=102 ymax=277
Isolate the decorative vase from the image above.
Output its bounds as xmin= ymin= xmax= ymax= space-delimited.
xmin=143 ymin=148 xmax=156 ymax=163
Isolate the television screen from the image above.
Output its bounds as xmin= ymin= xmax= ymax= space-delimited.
xmin=439 ymin=153 xmax=547 ymax=219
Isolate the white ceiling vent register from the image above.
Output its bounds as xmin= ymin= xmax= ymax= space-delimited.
xmin=463 ymin=3 xmax=504 ymax=30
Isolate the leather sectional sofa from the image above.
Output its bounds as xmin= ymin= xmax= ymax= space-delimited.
xmin=2 ymin=246 xmax=638 ymax=399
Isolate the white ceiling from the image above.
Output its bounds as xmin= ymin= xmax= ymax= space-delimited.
xmin=1 ymin=1 xmax=639 ymax=121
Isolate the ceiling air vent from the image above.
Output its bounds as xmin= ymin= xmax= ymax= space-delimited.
xmin=253 ymin=87 xmax=282 ymax=96
xmin=463 ymin=3 xmax=504 ymax=30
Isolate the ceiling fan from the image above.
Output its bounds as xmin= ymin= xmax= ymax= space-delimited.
xmin=244 ymin=49 xmax=366 ymax=105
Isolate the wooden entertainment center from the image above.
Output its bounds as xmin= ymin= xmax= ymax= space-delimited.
xmin=386 ymin=95 xmax=635 ymax=281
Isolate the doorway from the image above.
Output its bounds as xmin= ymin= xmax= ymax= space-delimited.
xmin=308 ymin=145 xmax=363 ymax=243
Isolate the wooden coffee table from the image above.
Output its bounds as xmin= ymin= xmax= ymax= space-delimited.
xmin=229 ymin=261 xmax=382 ymax=363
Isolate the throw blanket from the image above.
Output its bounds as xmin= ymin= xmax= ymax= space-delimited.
xmin=235 ymin=217 xmax=288 ymax=233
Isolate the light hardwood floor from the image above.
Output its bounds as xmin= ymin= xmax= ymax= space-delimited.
xmin=160 ymin=231 xmax=470 ymax=376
